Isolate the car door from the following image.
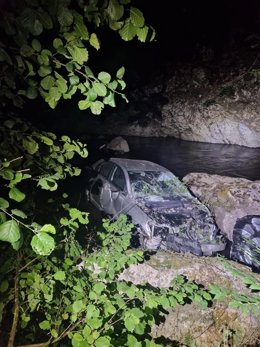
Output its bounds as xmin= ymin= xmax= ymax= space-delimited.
xmin=106 ymin=165 xmax=129 ymax=216
xmin=89 ymin=161 xmax=115 ymax=211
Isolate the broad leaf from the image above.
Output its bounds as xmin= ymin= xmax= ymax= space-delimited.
xmin=54 ymin=271 xmax=66 ymax=281
xmin=90 ymin=101 xmax=104 ymax=115
xmin=78 ymin=100 xmax=91 ymax=110
xmin=11 ymin=209 xmax=27 ymax=219
xmin=23 ymin=136 xmax=39 ymax=154
xmin=0 ymin=198 xmax=9 ymax=209
xmin=89 ymin=33 xmax=100 ymax=50
xmin=107 ymin=0 xmax=124 ymax=21
xmin=67 ymin=45 xmax=88 ymax=65
xmin=98 ymin=72 xmax=111 ymax=84
xmin=31 ymin=39 xmax=41 ymax=52
xmin=137 ymin=26 xmax=149 ymax=42
xmin=93 ymin=82 xmax=107 ymax=96
xmin=40 ymin=224 xmax=56 ymax=234
xmin=119 ymin=19 xmax=137 ymax=41
xmin=130 ymin=7 xmax=145 ymax=27
xmin=31 ymin=232 xmax=55 ymax=255
xmin=116 ymin=66 xmax=125 ymax=79
xmin=0 ymin=220 xmax=21 ymax=244
xmin=9 ymin=187 xmax=26 ymax=202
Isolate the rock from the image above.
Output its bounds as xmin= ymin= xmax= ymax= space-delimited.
xmin=82 ymin=58 xmax=260 ymax=148
xmin=119 ymin=252 xmax=260 ymax=347
xmin=105 ymin=136 xmax=130 ymax=153
xmin=182 ymin=173 xmax=260 ymax=241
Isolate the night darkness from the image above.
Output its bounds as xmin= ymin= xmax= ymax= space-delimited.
xmin=18 ymin=0 xmax=260 ymax=132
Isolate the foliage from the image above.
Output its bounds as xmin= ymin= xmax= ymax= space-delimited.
xmin=0 ymin=213 xmax=215 ymax=346
xmin=0 ymin=0 xmax=155 ymax=112
xmin=0 ymin=115 xmax=87 ymax=254
xmin=209 ymin=257 xmax=260 ymax=315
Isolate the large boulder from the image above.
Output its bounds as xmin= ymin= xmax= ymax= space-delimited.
xmin=182 ymin=173 xmax=260 ymax=241
xmin=120 ymin=252 xmax=260 ymax=347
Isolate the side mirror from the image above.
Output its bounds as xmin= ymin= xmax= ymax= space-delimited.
xmin=111 ymin=190 xmax=120 ymax=200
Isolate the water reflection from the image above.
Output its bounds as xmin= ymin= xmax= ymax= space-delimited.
xmin=124 ymin=137 xmax=260 ymax=180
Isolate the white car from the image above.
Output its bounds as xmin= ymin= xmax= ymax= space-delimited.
xmin=87 ymin=158 xmax=226 ymax=256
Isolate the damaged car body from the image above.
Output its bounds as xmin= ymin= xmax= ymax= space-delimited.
xmin=86 ymin=158 xmax=226 ymax=256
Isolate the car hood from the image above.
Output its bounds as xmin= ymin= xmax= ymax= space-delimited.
xmin=135 ymin=195 xmax=218 ymax=242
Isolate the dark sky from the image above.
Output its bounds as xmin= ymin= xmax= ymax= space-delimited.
xmin=20 ymin=0 xmax=260 ymax=128
xmin=89 ymin=0 xmax=260 ymax=86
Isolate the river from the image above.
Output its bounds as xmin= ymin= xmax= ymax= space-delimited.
xmin=119 ymin=137 xmax=260 ymax=180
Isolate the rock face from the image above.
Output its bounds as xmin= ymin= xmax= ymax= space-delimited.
xmin=120 ymin=252 xmax=260 ymax=347
xmin=87 ymin=58 xmax=260 ymax=148
xmin=182 ymin=173 xmax=260 ymax=241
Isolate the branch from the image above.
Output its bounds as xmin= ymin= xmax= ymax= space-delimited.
xmin=7 ymin=257 xmax=20 ymax=347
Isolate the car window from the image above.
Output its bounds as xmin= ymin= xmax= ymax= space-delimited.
xmin=99 ymin=162 xmax=114 ymax=179
xmin=111 ymin=167 xmax=126 ymax=191
xmin=128 ymin=170 xmax=190 ymax=197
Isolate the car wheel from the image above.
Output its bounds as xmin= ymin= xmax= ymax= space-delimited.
xmin=230 ymin=215 xmax=260 ymax=271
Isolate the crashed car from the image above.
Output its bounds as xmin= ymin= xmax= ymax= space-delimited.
xmin=86 ymin=158 xmax=226 ymax=256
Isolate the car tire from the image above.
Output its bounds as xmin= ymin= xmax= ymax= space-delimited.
xmin=230 ymin=215 xmax=260 ymax=271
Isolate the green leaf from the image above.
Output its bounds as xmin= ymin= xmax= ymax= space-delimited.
xmin=107 ymin=0 xmax=124 ymax=21
xmin=137 ymin=26 xmax=149 ymax=42
xmin=54 ymin=271 xmax=66 ymax=281
xmin=38 ymin=9 xmax=53 ymax=29
xmin=11 ymin=209 xmax=27 ymax=219
xmin=93 ymin=82 xmax=107 ymax=96
xmin=116 ymin=66 xmax=125 ymax=79
xmin=0 ymin=280 xmax=9 ymax=293
xmin=53 ymin=38 xmax=63 ymax=49
xmin=40 ymin=135 xmax=53 ymax=145
xmin=0 ymin=198 xmax=9 ymax=209
xmin=41 ymin=224 xmax=56 ymax=234
xmin=69 ymin=75 xmax=80 ymax=85
xmin=58 ymin=8 xmax=73 ymax=27
xmin=67 ymin=45 xmax=88 ymax=65
xmin=95 ymin=336 xmax=111 ymax=347
xmin=0 ymin=220 xmax=21 ymax=244
xmin=39 ymin=320 xmax=51 ymax=330
xmin=20 ymin=45 xmax=34 ymax=57
xmin=119 ymin=19 xmax=137 ymax=41
xmin=0 ymin=212 xmax=7 ymax=224
xmin=90 ymin=101 xmax=104 ymax=115
xmin=103 ymin=92 xmax=116 ymax=107
xmin=78 ymin=99 xmax=91 ymax=110
xmin=38 ymin=65 xmax=52 ymax=77
xmin=0 ymin=169 xmax=14 ymax=181
xmin=93 ymin=282 xmax=106 ymax=294
xmin=38 ymin=177 xmax=58 ymax=191
xmin=89 ymin=33 xmax=100 ymax=50
xmin=26 ymin=86 xmax=38 ymax=99
xmin=9 ymin=187 xmax=26 ymax=202
xmin=130 ymin=7 xmax=145 ymax=27
xmin=74 ymin=14 xmax=89 ymax=40
xmin=73 ymin=300 xmax=85 ymax=313
xmin=31 ymin=232 xmax=55 ymax=255
xmin=31 ymin=39 xmax=41 ymax=52
xmin=98 ymin=72 xmax=111 ymax=84
xmin=249 ymin=283 xmax=260 ymax=290
xmin=124 ymin=316 xmax=136 ymax=332
xmin=23 ymin=136 xmax=39 ymax=154
xmin=51 ymin=329 xmax=58 ymax=338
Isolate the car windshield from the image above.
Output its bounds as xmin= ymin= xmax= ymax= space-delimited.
xmin=128 ymin=170 xmax=189 ymax=198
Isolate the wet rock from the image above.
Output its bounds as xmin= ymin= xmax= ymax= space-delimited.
xmin=182 ymin=173 xmax=260 ymax=241
xmin=105 ymin=136 xmax=130 ymax=153
xmin=119 ymin=252 xmax=260 ymax=347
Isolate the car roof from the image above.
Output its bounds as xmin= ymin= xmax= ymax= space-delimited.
xmin=109 ymin=158 xmax=168 ymax=172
